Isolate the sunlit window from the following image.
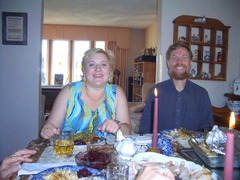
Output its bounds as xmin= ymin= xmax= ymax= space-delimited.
xmin=51 ymin=40 xmax=69 ymax=85
xmin=41 ymin=40 xmax=48 ymax=85
xmin=73 ymin=41 xmax=90 ymax=82
xmin=95 ymin=41 xmax=105 ymax=49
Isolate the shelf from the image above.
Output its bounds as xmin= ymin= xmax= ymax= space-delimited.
xmin=224 ymin=93 xmax=240 ymax=101
xmin=173 ymin=15 xmax=231 ymax=81
xmin=132 ymin=61 xmax=156 ymax=102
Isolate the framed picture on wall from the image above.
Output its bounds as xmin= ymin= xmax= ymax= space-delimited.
xmin=2 ymin=12 xmax=28 ymax=45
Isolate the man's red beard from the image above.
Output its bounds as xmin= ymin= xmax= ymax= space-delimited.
xmin=168 ymin=66 xmax=190 ymax=80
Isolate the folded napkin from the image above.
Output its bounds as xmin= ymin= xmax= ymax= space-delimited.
xmin=18 ymin=162 xmax=76 ymax=176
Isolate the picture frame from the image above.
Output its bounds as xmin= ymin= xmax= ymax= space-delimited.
xmin=54 ymin=74 xmax=64 ymax=86
xmin=2 ymin=12 xmax=28 ymax=45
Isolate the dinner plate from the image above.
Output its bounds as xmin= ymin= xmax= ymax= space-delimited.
xmin=74 ymin=137 xmax=105 ymax=146
xmin=31 ymin=165 xmax=104 ymax=180
xmin=160 ymin=128 xmax=203 ymax=140
xmin=130 ymin=152 xmax=222 ymax=180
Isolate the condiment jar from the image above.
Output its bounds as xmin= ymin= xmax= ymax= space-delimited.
xmin=233 ymin=77 xmax=240 ymax=95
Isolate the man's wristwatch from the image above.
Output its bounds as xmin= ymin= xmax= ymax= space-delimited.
xmin=115 ymin=120 xmax=122 ymax=129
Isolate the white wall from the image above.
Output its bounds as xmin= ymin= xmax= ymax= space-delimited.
xmin=157 ymin=0 xmax=240 ymax=107
xmin=0 ymin=0 xmax=43 ymax=161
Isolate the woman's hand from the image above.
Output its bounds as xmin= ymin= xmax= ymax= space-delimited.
xmin=98 ymin=119 xmax=121 ymax=134
xmin=40 ymin=123 xmax=60 ymax=139
xmin=0 ymin=149 xmax=36 ymax=180
xmin=135 ymin=166 xmax=175 ymax=180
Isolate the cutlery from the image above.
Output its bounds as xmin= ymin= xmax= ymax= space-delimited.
xmin=182 ymin=128 xmax=200 ymax=145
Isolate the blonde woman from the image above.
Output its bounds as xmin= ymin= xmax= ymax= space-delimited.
xmin=41 ymin=48 xmax=131 ymax=139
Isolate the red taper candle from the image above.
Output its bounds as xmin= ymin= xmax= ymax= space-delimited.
xmin=152 ymin=88 xmax=158 ymax=148
xmin=224 ymin=132 xmax=234 ymax=180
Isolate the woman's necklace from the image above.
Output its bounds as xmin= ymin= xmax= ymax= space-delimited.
xmin=85 ymin=83 xmax=105 ymax=101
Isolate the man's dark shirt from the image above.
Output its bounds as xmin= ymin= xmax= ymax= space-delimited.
xmin=140 ymin=79 xmax=214 ymax=133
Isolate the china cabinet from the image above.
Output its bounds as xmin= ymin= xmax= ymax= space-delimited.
xmin=173 ymin=15 xmax=231 ymax=81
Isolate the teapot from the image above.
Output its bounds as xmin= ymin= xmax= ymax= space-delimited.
xmin=114 ymin=130 xmax=137 ymax=160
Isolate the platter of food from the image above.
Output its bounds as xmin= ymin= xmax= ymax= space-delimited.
xmin=160 ymin=128 xmax=203 ymax=140
xmin=31 ymin=165 xmax=104 ymax=180
xmin=129 ymin=152 xmax=221 ymax=180
xmin=74 ymin=133 xmax=105 ymax=146
xmin=189 ymin=138 xmax=240 ymax=168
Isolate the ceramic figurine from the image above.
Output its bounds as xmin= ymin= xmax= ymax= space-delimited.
xmin=205 ymin=35 xmax=208 ymax=43
xmin=217 ymin=35 xmax=222 ymax=44
xmin=204 ymin=50 xmax=210 ymax=61
xmin=217 ymin=52 xmax=222 ymax=62
xmin=193 ymin=49 xmax=198 ymax=60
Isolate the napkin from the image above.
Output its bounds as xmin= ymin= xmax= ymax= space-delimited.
xmin=18 ymin=162 xmax=76 ymax=176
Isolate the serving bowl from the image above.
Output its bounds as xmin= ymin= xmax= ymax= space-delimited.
xmin=226 ymin=100 xmax=240 ymax=114
xmin=75 ymin=150 xmax=111 ymax=170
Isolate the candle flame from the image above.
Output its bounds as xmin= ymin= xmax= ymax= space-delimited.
xmin=229 ymin=112 xmax=235 ymax=129
xmin=154 ymin=88 xmax=158 ymax=97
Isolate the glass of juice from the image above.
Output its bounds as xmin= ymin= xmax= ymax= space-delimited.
xmin=53 ymin=130 xmax=74 ymax=156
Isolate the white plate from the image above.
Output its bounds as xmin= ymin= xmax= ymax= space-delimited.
xmin=31 ymin=165 xmax=104 ymax=180
xmin=130 ymin=152 xmax=222 ymax=180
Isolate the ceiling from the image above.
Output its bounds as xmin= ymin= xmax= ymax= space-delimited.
xmin=44 ymin=0 xmax=158 ymax=30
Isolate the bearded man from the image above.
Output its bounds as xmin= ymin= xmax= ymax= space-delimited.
xmin=140 ymin=42 xmax=214 ymax=133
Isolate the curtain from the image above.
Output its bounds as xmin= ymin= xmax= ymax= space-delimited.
xmin=43 ymin=25 xmax=130 ymax=94
xmin=107 ymin=42 xmax=128 ymax=94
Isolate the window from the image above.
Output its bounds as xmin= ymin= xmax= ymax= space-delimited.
xmin=51 ymin=40 xmax=69 ymax=85
xmin=41 ymin=40 xmax=48 ymax=85
xmin=41 ymin=40 xmax=105 ymax=85
xmin=73 ymin=41 xmax=90 ymax=82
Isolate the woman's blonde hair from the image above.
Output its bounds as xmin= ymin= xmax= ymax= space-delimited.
xmin=82 ymin=48 xmax=115 ymax=71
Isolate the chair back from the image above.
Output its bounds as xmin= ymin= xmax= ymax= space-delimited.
xmin=142 ymin=82 xmax=154 ymax=103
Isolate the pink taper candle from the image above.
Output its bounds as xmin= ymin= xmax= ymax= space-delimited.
xmin=152 ymin=88 xmax=158 ymax=148
xmin=224 ymin=132 xmax=234 ymax=180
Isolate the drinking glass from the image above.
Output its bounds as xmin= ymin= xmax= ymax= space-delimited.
xmin=53 ymin=130 xmax=74 ymax=156
xmin=106 ymin=162 xmax=129 ymax=180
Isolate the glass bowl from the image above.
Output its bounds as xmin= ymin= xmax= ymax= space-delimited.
xmin=75 ymin=150 xmax=111 ymax=170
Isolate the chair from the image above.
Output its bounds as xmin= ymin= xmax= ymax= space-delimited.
xmin=141 ymin=82 xmax=154 ymax=103
xmin=128 ymin=82 xmax=154 ymax=134
xmin=112 ymin=69 xmax=121 ymax=85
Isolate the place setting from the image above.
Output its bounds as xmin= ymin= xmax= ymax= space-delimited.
xmin=17 ymin=120 xmax=240 ymax=180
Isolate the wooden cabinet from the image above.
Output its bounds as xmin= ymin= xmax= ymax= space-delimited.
xmin=42 ymin=87 xmax=62 ymax=113
xmin=132 ymin=61 xmax=156 ymax=102
xmin=173 ymin=15 xmax=231 ymax=81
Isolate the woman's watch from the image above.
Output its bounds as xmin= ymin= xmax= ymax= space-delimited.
xmin=115 ymin=120 xmax=122 ymax=129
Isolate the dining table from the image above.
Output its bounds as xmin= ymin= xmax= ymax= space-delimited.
xmin=13 ymin=130 xmax=240 ymax=180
